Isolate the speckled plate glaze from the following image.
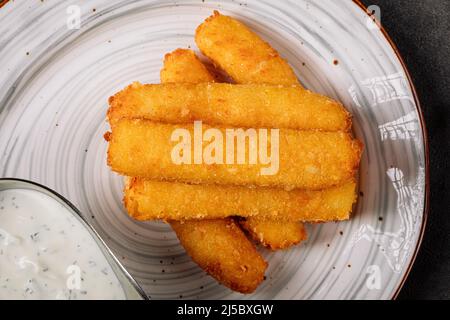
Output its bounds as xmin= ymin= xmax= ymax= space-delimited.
xmin=0 ymin=0 xmax=428 ymax=299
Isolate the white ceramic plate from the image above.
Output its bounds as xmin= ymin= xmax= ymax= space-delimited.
xmin=0 ymin=0 xmax=428 ymax=299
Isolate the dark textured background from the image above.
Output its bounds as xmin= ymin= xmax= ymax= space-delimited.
xmin=359 ymin=0 xmax=450 ymax=300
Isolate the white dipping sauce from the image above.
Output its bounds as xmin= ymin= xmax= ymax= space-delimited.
xmin=0 ymin=189 xmax=125 ymax=300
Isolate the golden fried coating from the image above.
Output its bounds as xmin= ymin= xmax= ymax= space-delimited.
xmin=195 ymin=11 xmax=299 ymax=85
xmin=160 ymin=49 xmax=216 ymax=84
xmin=107 ymin=119 xmax=363 ymax=190
xmin=170 ymin=218 xmax=267 ymax=294
xmin=107 ymin=82 xmax=351 ymax=131
xmin=160 ymin=49 xmax=267 ymax=293
xmin=239 ymin=218 xmax=307 ymax=250
xmin=124 ymin=178 xmax=357 ymax=222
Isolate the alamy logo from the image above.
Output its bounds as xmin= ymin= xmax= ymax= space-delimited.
xmin=66 ymin=5 xmax=81 ymax=30
xmin=66 ymin=265 xmax=81 ymax=290
xmin=170 ymin=121 xmax=280 ymax=175
xmin=366 ymin=5 xmax=381 ymax=30
xmin=366 ymin=265 xmax=381 ymax=290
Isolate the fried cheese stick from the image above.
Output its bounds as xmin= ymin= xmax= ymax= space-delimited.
xmin=160 ymin=49 xmax=267 ymax=293
xmin=106 ymin=119 xmax=362 ymax=190
xmin=160 ymin=49 xmax=216 ymax=84
xmin=170 ymin=218 xmax=267 ymax=293
xmin=124 ymin=178 xmax=357 ymax=222
xmin=239 ymin=218 xmax=308 ymax=251
xmin=162 ymin=49 xmax=306 ymax=249
xmin=195 ymin=11 xmax=299 ymax=85
xmin=107 ymin=82 xmax=351 ymax=132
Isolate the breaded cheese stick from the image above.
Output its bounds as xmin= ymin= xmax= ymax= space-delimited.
xmin=170 ymin=219 xmax=267 ymax=293
xmin=124 ymin=178 xmax=357 ymax=222
xmin=159 ymin=49 xmax=305 ymax=250
xmin=107 ymin=82 xmax=351 ymax=131
xmin=239 ymin=217 xmax=307 ymax=251
xmin=160 ymin=49 xmax=216 ymax=84
xmin=106 ymin=119 xmax=362 ymax=190
xmin=195 ymin=11 xmax=299 ymax=85
xmin=160 ymin=49 xmax=266 ymax=293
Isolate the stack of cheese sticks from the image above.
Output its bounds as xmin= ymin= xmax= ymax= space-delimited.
xmin=105 ymin=11 xmax=363 ymax=294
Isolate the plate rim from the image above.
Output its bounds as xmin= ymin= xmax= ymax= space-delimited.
xmin=352 ymin=0 xmax=430 ymax=300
